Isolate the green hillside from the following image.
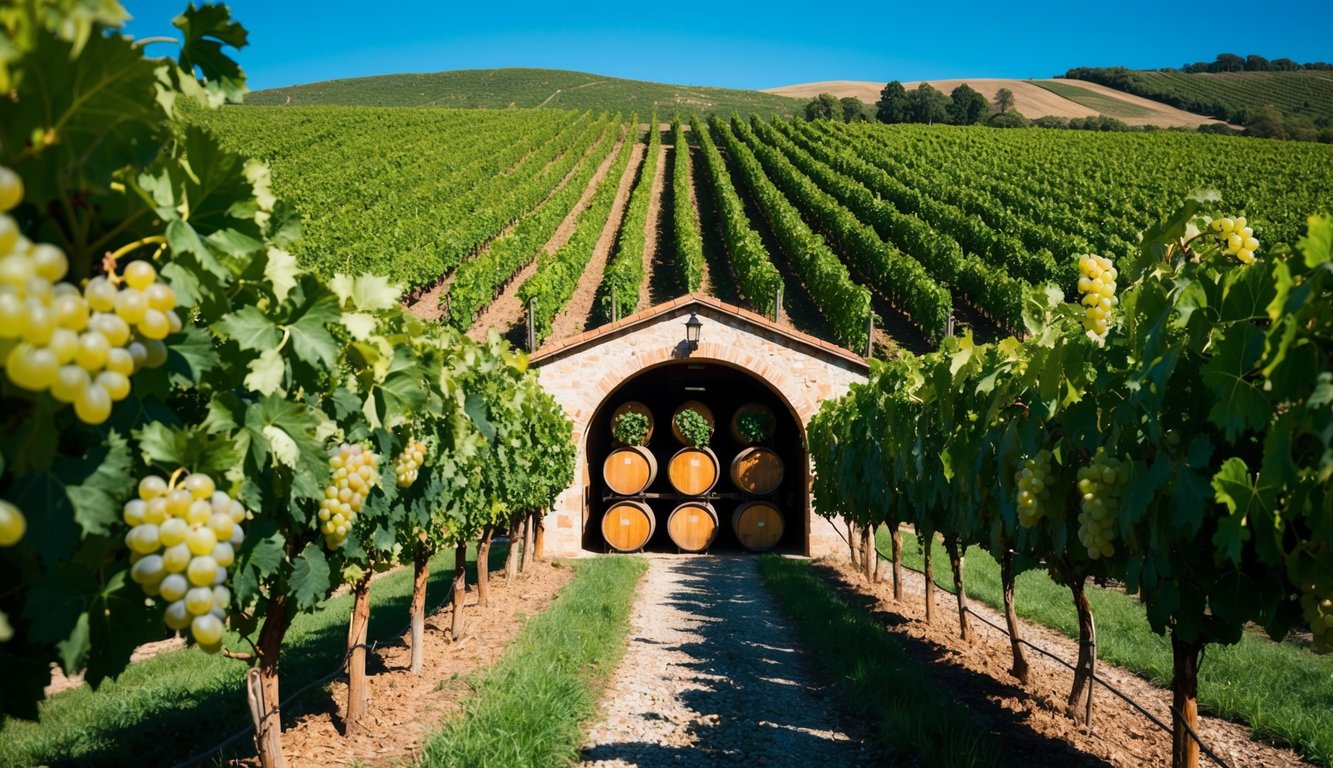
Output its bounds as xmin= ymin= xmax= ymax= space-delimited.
xmin=1063 ymin=68 xmax=1333 ymax=129
xmin=246 ymin=67 xmax=803 ymax=117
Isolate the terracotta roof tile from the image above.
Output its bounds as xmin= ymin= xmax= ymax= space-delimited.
xmin=529 ymin=293 xmax=868 ymax=369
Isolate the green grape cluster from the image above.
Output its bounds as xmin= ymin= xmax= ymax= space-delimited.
xmin=1076 ymin=449 xmax=1128 ymax=560
xmin=1014 ymin=450 xmax=1053 ymax=528
xmin=394 ymin=439 xmax=427 ymax=487
xmin=0 ymin=499 xmax=25 ymax=546
xmin=0 ymin=165 xmax=177 ymax=424
xmin=1300 ymin=591 xmax=1332 ymax=653
xmin=1077 ymin=253 xmax=1118 ymax=337
xmin=319 ymin=443 xmax=379 ymax=549
xmin=1211 ymin=216 xmax=1259 ymax=264
xmin=123 ymin=472 xmax=248 ymax=653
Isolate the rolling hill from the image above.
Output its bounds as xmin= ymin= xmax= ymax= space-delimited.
xmin=764 ymin=78 xmax=1222 ymax=127
xmin=1062 ymin=68 xmax=1333 ymax=126
xmin=246 ymin=68 xmax=805 ymax=117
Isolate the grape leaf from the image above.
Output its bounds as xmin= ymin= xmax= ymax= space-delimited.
xmin=244 ymin=347 xmax=286 ymax=395
xmin=59 ymin=431 xmax=133 ymax=537
xmin=1201 ymin=323 xmax=1269 ymax=442
xmin=173 ymin=2 xmax=248 ymax=103
xmin=265 ymin=247 xmax=299 ymax=302
xmin=291 ymin=543 xmax=330 ymax=611
xmin=285 ymin=293 xmax=340 ymax=369
xmin=215 ymin=306 xmax=279 ymax=352
xmin=83 ymin=571 xmax=161 ymax=689
xmin=10 ymin=471 xmax=78 ymax=565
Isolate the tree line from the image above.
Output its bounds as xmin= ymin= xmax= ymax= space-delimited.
xmin=804 ymin=82 xmax=1017 ymax=127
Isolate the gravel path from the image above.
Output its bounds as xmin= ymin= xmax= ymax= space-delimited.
xmin=581 ymin=555 xmax=872 ymax=767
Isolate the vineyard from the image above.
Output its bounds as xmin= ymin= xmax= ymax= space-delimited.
xmin=1063 ymin=69 xmax=1333 ymax=124
xmin=1 ymin=3 xmax=1332 ymax=768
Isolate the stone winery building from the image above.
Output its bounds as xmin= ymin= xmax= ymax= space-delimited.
xmin=530 ymin=294 xmax=868 ymax=558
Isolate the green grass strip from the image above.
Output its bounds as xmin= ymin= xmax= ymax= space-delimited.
xmin=418 ymin=555 xmax=647 ymax=768
xmin=882 ymin=531 xmax=1333 ymax=765
xmin=758 ymin=555 xmax=1001 ymax=768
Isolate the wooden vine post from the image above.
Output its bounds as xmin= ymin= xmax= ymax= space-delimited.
xmin=477 ymin=525 xmax=494 ymax=607
xmin=451 ymin=540 xmax=468 ymax=639
xmin=1000 ymin=549 xmax=1030 ymax=683
xmin=409 ymin=534 xmax=430 ymax=675
xmin=345 ymin=574 xmax=373 ymax=734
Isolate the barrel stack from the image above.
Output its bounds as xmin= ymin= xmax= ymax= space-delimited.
xmin=728 ymin=402 xmax=784 ymax=552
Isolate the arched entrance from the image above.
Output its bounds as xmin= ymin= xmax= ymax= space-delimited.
xmin=582 ymin=360 xmax=807 ymax=553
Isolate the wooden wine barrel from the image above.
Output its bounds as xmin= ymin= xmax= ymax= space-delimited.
xmin=729 ymin=402 xmax=776 ymax=445
xmin=667 ymin=446 xmax=719 ymax=495
xmin=666 ymin=501 xmax=719 ymax=553
xmin=732 ymin=501 xmax=784 ymax=552
xmin=730 ymin=447 xmax=784 ymax=495
xmin=670 ymin=400 xmax=715 ymax=445
xmin=611 ymin=401 xmax=654 ymax=444
xmin=603 ymin=446 xmax=658 ymax=495
xmin=601 ymin=501 xmax=656 ymax=552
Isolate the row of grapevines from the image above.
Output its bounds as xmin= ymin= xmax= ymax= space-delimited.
xmin=809 ymin=195 xmax=1331 ymax=768
xmin=596 ymin=114 xmax=660 ymax=322
xmin=517 ymin=120 xmax=636 ymax=344
xmin=708 ymin=117 xmax=871 ymax=350
xmin=670 ymin=117 xmax=705 ymax=293
xmin=730 ymin=117 xmax=951 ymax=341
xmin=445 ymin=116 xmax=618 ymax=332
xmin=690 ymin=116 xmax=782 ymax=316
xmin=0 ymin=9 xmax=575 ymax=768
xmin=757 ymin=119 xmax=1023 ymax=330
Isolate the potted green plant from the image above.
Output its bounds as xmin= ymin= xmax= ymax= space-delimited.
xmin=612 ymin=411 xmax=651 ymax=446
xmin=736 ymin=409 xmax=775 ymax=445
xmin=674 ymin=408 xmax=713 ymax=448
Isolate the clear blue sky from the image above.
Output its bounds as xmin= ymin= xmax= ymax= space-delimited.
xmin=122 ymin=0 xmax=1333 ymax=92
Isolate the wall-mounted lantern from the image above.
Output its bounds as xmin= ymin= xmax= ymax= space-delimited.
xmin=684 ymin=313 xmax=702 ymax=351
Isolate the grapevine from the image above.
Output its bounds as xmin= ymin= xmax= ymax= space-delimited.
xmin=319 ymin=443 xmax=380 ymax=549
xmin=1211 ymin=215 xmax=1259 ymax=264
xmin=1076 ymin=449 xmax=1127 ymax=560
xmin=1077 ymin=253 xmax=1117 ymax=337
xmin=1013 ymin=450 xmax=1053 ymax=528
xmin=393 ymin=439 xmax=427 ymax=487
xmin=124 ymin=472 xmax=247 ymax=653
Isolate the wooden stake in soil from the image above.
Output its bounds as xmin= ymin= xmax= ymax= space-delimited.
xmin=1065 ymin=573 xmax=1097 ymax=724
xmin=451 ymin=540 xmax=467 ymax=640
xmin=504 ymin=517 xmax=523 ymax=581
xmin=477 ymin=526 xmax=493 ymax=608
xmin=1000 ymin=548 xmax=1030 ymax=683
xmin=345 ymin=574 xmax=372 ymax=735
xmin=922 ymin=530 xmax=935 ymax=624
xmin=1171 ymin=632 xmax=1204 ymax=768
xmin=944 ymin=536 xmax=973 ymax=643
xmin=861 ymin=524 xmax=875 ymax=582
xmin=520 ymin=510 xmax=536 ymax=573
xmin=410 ymin=537 xmax=430 ymax=675
xmin=847 ymin=519 xmax=861 ymax=570
xmin=254 ymin=593 xmax=292 ymax=768
xmin=533 ymin=509 xmax=545 ymax=561
xmin=890 ymin=526 xmax=903 ymax=602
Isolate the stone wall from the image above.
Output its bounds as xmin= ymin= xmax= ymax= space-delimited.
xmin=531 ymin=296 xmax=866 ymax=558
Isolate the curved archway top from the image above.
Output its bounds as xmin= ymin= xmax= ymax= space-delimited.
xmin=531 ymin=295 xmax=868 ymax=434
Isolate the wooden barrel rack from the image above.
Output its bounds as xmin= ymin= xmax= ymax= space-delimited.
xmin=666 ymin=501 xmax=719 ymax=553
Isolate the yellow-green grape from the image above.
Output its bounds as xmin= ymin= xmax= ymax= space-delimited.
xmin=1013 ymin=450 xmax=1053 ymax=528
xmin=0 ymin=166 xmax=23 ymax=212
xmin=0 ymin=499 xmax=26 ymax=546
xmin=320 ymin=442 xmax=380 ymax=549
xmin=191 ymin=614 xmax=224 ymax=648
xmin=1299 ymin=588 xmax=1333 ymax=654
xmin=1214 ymin=215 xmax=1259 ymax=264
xmin=1076 ymin=449 xmax=1129 ymax=560
xmin=1077 ymin=254 xmax=1117 ymax=337
xmin=394 ymin=439 xmax=428 ymax=487
xmin=124 ymin=471 xmax=246 ymax=650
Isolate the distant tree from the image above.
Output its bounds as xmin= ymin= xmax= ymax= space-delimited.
xmin=1244 ymin=105 xmax=1287 ymax=139
xmin=876 ymin=80 xmax=908 ymax=123
xmin=947 ymin=84 xmax=990 ymax=125
xmin=840 ymin=96 xmax=870 ymax=122
xmin=987 ymin=110 xmax=1030 ymax=129
xmin=1244 ymin=54 xmax=1271 ymax=71
xmin=1271 ymin=57 xmax=1299 ymax=71
xmin=804 ymin=93 xmax=843 ymax=121
xmin=907 ymin=83 xmax=950 ymax=125
xmin=1214 ymin=53 xmax=1244 ymax=72
xmin=1182 ymin=61 xmax=1210 ymax=73
xmin=993 ymin=87 xmax=1015 ymax=114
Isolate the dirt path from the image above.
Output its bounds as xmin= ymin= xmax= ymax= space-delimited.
xmin=467 ymin=129 xmax=626 ymax=343
xmin=545 ymin=140 xmax=645 ymax=341
xmin=580 ymin=556 xmax=874 ymax=767
xmin=637 ymin=142 xmax=668 ymax=311
xmin=817 ymin=555 xmax=1311 ymax=768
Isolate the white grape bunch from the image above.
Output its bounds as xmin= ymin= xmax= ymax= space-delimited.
xmin=0 ymin=499 xmax=25 ymax=547
xmin=1076 ymin=449 xmax=1128 ymax=560
xmin=1013 ymin=450 xmax=1053 ymax=528
xmin=1211 ymin=215 xmax=1259 ymax=264
xmin=0 ymin=165 xmax=178 ymax=425
xmin=319 ymin=442 xmax=379 ymax=549
xmin=1077 ymin=253 xmax=1117 ymax=338
xmin=123 ymin=471 xmax=248 ymax=653
xmin=394 ymin=438 xmax=427 ymax=488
